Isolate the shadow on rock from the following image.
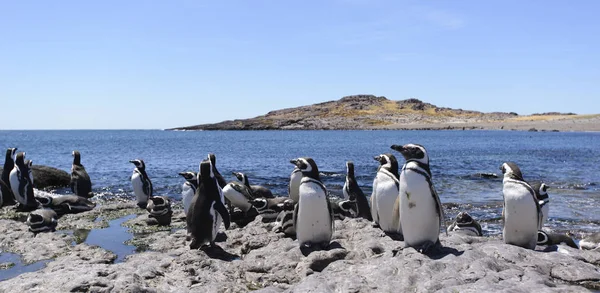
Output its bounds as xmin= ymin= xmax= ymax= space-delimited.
xmin=201 ymin=244 xmax=240 ymax=262
xmin=385 ymin=232 xmax=404 ymax=241
xmin=215 ymin=232 xmax=228 ymax=243
xmin=425 ymin=245 xmax=464 ymax=260
xmin=300 ymin=241 xmax=345 ymax=257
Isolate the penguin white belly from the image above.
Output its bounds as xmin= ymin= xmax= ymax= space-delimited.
xmin=131 ymin=173 xmax=147 ymax=204
xmin=503 ymin=183 xmax=538 ymax=249
xmin=289 ymin=172 xmax=302 ymax=203
xmin=540 ymin=204 xmax=549 ymax=229
xmin=399 ymin=170 xmax=439 ymax=246
xmin=222 ymin=184 xmax=253 ymax=212
xmin=296 ymin=182 xmax=332 ymax=245
xmin=374 ymin=173 xmax=400 ymax=233
xmin=9 ymin=168 xmax=23 ymax=204
xmin=181 ymin=183 xmax=195 ymax=214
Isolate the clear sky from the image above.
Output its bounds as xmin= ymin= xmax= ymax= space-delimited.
xmin=1 ymin=1 xmax=598 ymax=129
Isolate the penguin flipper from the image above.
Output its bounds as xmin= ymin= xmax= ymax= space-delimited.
xmin=214 ymin=200 xmax=230 ymax=230
xmin=430 ymin=184 xmax=446 ymax=236
xmin=325 ymin=187 xmax=335 ymax=233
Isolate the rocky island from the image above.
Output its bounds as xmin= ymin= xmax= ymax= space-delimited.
xmin=170 ymin=95 xmax=600 ymax=132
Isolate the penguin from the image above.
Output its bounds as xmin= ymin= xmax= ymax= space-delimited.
xmin=248 ymin=197 xmax=289 ymax=220
xmin=447 ymin=211 xmax=483 ymax=236
xmin=70 ymin=150 xmax=93 ymax=198
xmin=146 ymin=196 xmax=173 ymax=226
xmin=36 ymin=194 xmax=96 ymax=217
xmin=0 ymin=179 xmax=9 ymax=207
xmin=371 ymin=153 xmax=401 ymax=234
xmin=537 ymin=230 xmax=579 ymax=249
xmin=291 ymin=157 xmax=334 ymax=249
xmin=26 ymin=159 xmax=34 ymax=185
xmin=288 ymin=167 xmax=302 ymax=203
xmin=530 ymin=181 xmax=550 ymax=229
xmin=343 ymin=161 xmax=372 ymax=221
xmin=27 ymin=208 xmax=58 ymax=233
xmin=187 ymin=158 xmax=231 ymax=249
xmin=178 ymin=171 xmax=198 ymax=214
xmin=9 ymin=152 xmax=38 ymax=211
xmin=222 ymin=174 xmax=256 ymax=214
xmin=272 ymin=198 xmax=296 ymax=236
xmin=579 ymin=232 xmax=600 ymax=250
xmin=129 ymin=159 xmax=153 ymax=208
xmin=1 ymin=147 xmax=18 ymax=206
xmin=208 ymin=153 xmax=235 ymax=213
xmin=499 ymin=162 xmax=541 ymax=250
xmin=391 ymin=144 xmax=445 ymax=252
xmin=233 ymin=172 xmax=274 ymax=199
xmin=329 ymin=197 xmax=358 ymax=220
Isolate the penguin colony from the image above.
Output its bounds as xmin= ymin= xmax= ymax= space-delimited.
xmin=0 ymin=145 xmax=594 ymax=253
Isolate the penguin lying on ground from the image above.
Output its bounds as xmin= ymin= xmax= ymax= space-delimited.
xmin=447 ymin=211 xmax=483 ymax=236
xmin=27 ymin=208 xmax=58 ymax=234
xmin=36 ymin=194 xmax=95 ymax=217
xmin=233 ymin=172 xmax=274 ymax=199
xmin=248 ymin=197 xmax=288 ymax=220
xmin=272 ymin=198 xmax=296 ymax=237
xmin=537 ymin=230 xmax=579 ymax=249
xmin=146 ymin=196 xmax=172 ymax=226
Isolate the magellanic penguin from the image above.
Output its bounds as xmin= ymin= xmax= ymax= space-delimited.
xmin=391 ymin=144 xmax=445 ymax=252
xmin=208 ymin=153 xmax=234 ymax=213
xmin=222 ymin=173 xmax=256 ymax=214
xmin=9 ymin=152 xmax=38 ymax=211
xmin=579 ymin=232 xmax=600 ymax=250
xmin=70 ymin=150 xmax=93 ymax=198
xmin=447 ymin=211 xmax=482 ymax=236
xmin=129 ymin=159 xmax=153 ymax=208
xmin=179 ymin=171 xmax=198 ymax=215
xmin=288 ymin=167 xmax=302 ymax=203
xmin=0 ymin=179 xmax=10 ymax=207
xmin=291 ymin=157 xmax=334 ymax=249
xmin=1 ymin=147 xmax=18 ymax=206
xmin=500 ymin=162 xmax=541 ymax=250
xmin=36 ymin=194 xmax=96 ymax=217
xmin=248 ymin=197 xmax=288 ymax=220
xmin=27 ymin=208 xmax=58 ymax=234
xmin=537 ymin=230 xmax=578 ymax=249
xmin=343 ymin=161 xmax=372 ymax=221
xmin=233 ymin=172 xmax=274 ymax=199
xmin=530 ymin=181 xmax=550 ymax=229
xmin=187 ymin=158 xmax=231 ymax=249
xmin=371 ymin=153 xmax=401 ymax=234
xmin=146 ymin=196 xmax=173 ymax=226
xmin=272 ymin=198 xmax=296 ymax=236
xmin=329 ymin=197 xmax=358 ymax=220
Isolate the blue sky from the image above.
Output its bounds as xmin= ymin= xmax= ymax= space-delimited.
xmin=1 ymin=1 xmax=598 ymax=129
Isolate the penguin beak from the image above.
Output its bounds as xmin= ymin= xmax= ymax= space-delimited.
xmin=373 ymin=156 xmax=381 ymax=162
xmin=178 ymin=172 xmax=185 ymax=176
xmin=129 ymin=160 xmax=136 ymax=164
xmin=290 ymin=159 xmax=299 ymax=165
xmin=390 ymin=144 xmax=404 ymax=153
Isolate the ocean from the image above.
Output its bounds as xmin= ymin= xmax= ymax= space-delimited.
xmin=1 ymin=129 xmax=599 ymax=236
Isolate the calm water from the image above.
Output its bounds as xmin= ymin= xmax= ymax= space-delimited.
xmin=1 ymin=130 xmax=599 ymax=236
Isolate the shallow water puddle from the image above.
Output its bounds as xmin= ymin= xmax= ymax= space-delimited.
xmin=0 ymin=252 xmax=51 ymax=281
xmin=83 ymin=214 xmax=137 ymax=263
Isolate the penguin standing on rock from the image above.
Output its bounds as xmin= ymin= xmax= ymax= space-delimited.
xmin=500 ymin=162 xmax=541 ymax=250
xmin=1 ymin=147 xmax=18 ymax=206
xmin=371 ymin=154 xmax=400 ymax=234
xmin=288 ymin=167 xmax=302 ymax=203
xmin=10 ymin=152 xmax=38 ymax=211
xmin=71 ymin=151 xmax=93 ymax=198
xmin=391 ymin=144 xmax=445 ymax=253
xmin=179 ymin=172 xmax=198 ymax=214
xmin=343 ymin=161 xmax=372 ymax=221
xmin=187 ymin=158 xmax=231 ymax=249
xmin=208 ymin=153 xmax=234 ymax=212
xmin=291 ymin=157 xmax=334 ymax=249
xmin=530 ymin=181 xmax=550 ymax=229
xmin=130 ymin=159 xmax=153 ymax=208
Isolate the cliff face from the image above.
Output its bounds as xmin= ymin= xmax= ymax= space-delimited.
xmin=170 ymin=95 xmax=519 ymax=130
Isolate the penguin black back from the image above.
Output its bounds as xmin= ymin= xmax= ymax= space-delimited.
xmin=1 ymin=147 xmax=17 ymax=205
xmin=209 ymin=153 xmax=227 ymax=189
xmin=14 ymin=152 xmax=36 ymax=210
xmin=344 ymin=161 xmax=372 ymax=221
xmin=71 ymin=150 xmax=93 ymax=198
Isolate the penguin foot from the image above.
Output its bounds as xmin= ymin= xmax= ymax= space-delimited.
xmin=416 ymin=240 xmax=436 ymax=254
xmin=372 ymin=222 xmax=380 ymax=228
xmin=136 ymin=202 xmax=147 ymax=209
xmin=189 ymin=239 xmax=200 ymax=250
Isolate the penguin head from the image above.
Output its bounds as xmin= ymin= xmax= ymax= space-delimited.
xmin=208 ymin=153 xmax=217 ymax=166
xmin=27 ymin=213 xmax=45 ymax=225
xmin=232 ymin=172 xmax=247 ymax=184
xmin=178 ymin=171 xmax=196 ymax=182
xmin=390 ymin=144 xmax=429 ymax=164
xmin=199 ymin=158 xmax=214 ymax=180
xmin=455 ymin=211 xmax=474 ymax=225
xmin=290 ymin=157 xmax=319 ymax=179
xmin=129 ymin=159 xmax=145 ymax=170
xmin=530 ymin=181 xmax=549 ymax=200
xmin=26 ymin=159 xmax=33 ymax=169
xmin=346 ymin=161 xmax=355 ymax=177
xmin=14 ymin=152 xmax=26 ymax=166
xmin=500 ymin=162 xmax=524 ymax=181
xmin=249 ymin=198 xmax=268 ymax=210
xmin=72 ymin=150 xmax=81 ymax=165
xmin=537 ymin=230 xmax=550 ymax=245
xmin=6 ymin=148 xmax=17 ymax=161
xmin=539 ymin=183 xmax=549 ymax=196
xmin=373 ymin=153 xmax=398 ymax=171
xmin=281 ymin=198 xmax=296 ymax=210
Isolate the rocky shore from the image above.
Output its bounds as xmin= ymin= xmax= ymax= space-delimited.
xmin=1 ymin=202 xmax=600 ymax=292
xmin=169 ymin=95 xmax=600 ymax=132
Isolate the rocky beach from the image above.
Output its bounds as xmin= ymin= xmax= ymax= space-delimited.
xmin=1 ymin=198 xmax=600 ymax=292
